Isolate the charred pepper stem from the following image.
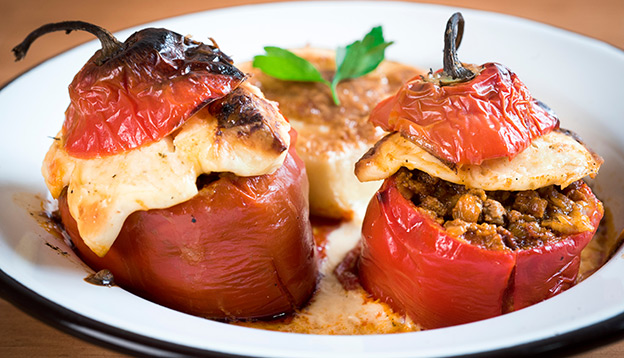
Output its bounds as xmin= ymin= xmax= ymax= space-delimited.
xmin=442 ymin=13 xmax=475 ymax=83
xmin=12 ymin=21 xmax=123 ymax=65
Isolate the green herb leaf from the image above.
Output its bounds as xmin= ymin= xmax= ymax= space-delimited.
xmin=253 ymin=46 xmax=330 ymax=85
xmin=253 ymin=27 xmax=393 ymax=106
xmin=332 ymin=26 xmax=393 ymax=88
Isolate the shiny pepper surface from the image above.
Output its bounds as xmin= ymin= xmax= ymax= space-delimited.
xmin=63 ymin=28 xmax=245 ymax=158
xmin=60 ymin=130 xmax=318 ymax=320
xmin=359 ymin=175 xmax=603 ymax=329
xmin=370 ymin=63 xmax=560 ymax=165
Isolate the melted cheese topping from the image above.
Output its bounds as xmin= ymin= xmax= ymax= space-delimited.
xmin=42 ymin=84 xmax=290 ymax=257
xmin=355 ymin=131 xmax=602 ymax=190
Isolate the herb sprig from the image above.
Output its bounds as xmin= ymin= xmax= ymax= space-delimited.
xmin=252 ymin=26 xmax=393 ymax=105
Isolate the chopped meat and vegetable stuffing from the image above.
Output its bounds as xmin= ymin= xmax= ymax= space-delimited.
xmin=395 ymin=168 xmax=595 ymax=251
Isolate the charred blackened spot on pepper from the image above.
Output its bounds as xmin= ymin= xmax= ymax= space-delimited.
xmin=119 ymin=28 xmax=245 ymax=81
xmin=14 ymin=21 xmax=248 ymax=158
xmin=211 ymin=88 xmax=266 ymax=129
xmin=209 ymin=87 xmax=289 ymax=153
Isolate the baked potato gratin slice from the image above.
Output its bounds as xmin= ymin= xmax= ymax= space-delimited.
xmin=240 ymin=47 xmax=422 ymax=220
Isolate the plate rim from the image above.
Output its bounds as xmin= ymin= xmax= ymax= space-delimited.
xmin=3 ymin=266 xmax=624 ymax=357
xmin=1 ymin=1 xmax=624 ymax=357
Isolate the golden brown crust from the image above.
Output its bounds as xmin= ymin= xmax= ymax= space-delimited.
xmin=240 ymin=47 xmax=421 ymax=156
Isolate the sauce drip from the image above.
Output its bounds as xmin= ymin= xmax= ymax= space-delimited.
xmin=84 ymin=269 xmax=115 ymax=286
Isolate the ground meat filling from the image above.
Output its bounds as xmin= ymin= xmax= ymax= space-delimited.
xmin=395 ymin=168 xmax=595 ymax=251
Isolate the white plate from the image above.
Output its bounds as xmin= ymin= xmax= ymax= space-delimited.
xmin=1 ymin=2 xmax=623 ymax=357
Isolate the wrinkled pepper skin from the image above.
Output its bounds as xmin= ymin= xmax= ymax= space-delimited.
xmin=369 ymin=63 xmax=559 ymax=165
xmin=359 ymin=175 xmax=603 ymax=329
xmin=59 ymin=135 xmax=318 ymax=320
xmin=64 ymin=28 xmax=245 ymax=158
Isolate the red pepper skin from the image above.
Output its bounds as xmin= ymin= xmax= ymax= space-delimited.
xmin=63 ymin=28 xmax=245 ymax=159
xmin=369 ymin=63 xmax=559 ymax=165
xmin=512 ymin=182 xmax=604 ymax=311
xmin=360 ymin=176 xmax=515 ymax=328
xmin=359 ymin=175 xmax=603 ymax=329
xmin=58 ymin=132 xmax=318 ymax=320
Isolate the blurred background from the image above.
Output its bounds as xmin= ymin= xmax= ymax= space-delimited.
xmin=2 ymin=0 xmax=623 ymax=87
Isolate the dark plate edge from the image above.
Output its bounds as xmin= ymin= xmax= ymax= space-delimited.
xmin=1 ymin=2 xmax=624 ymax=357
xmin=2 ymin=265 xmax=624 ymax=358
xmin=0 ymin=268 xmax=245 ymax=358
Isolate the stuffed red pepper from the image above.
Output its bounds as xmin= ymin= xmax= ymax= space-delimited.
xmin=15 ymin=21 xmax=317 ymax=320
xmin=353 ymin=13 xmax=603 ymax=329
